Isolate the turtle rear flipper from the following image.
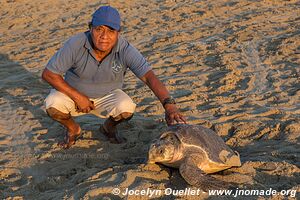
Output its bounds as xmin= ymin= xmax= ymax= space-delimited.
xmin=179 ymin=157 xmax=230 ymax=191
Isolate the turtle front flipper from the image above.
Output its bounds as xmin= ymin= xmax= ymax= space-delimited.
xmin=179 ymin=156 xmax=230 ymax=191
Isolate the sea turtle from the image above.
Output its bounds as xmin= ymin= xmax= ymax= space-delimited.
xmin=148 ymin=124 xmax=241 ymax=190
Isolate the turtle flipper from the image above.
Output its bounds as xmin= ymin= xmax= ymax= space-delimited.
xmin=179 ymin=157 xmax=230 ymax=191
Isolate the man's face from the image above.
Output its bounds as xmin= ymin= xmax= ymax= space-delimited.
xmin=90 ymin=25 xmax=119 ymax=52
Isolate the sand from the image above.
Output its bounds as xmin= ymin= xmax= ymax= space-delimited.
xmin=0 ymin=0 xmax=299 ymax=199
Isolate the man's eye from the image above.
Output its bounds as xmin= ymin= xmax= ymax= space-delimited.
xmin=95 ymin=28 xmax=103 ymax=32
xmin=108 ymin=29 xmax=115 ymax=33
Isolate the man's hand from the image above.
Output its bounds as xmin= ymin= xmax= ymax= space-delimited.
xmin=41 ymin=69 xmax=95 ymax=113
xmin=74 ymin=94 xmax=95 ymax=113
xmin=164 ymin=104 xmax=187 ymax=126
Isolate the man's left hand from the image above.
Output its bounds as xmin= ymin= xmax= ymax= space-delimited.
xmin=164 ymin=104 xmax=187 ymax=126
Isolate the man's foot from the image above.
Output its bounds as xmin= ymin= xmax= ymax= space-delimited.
xmin=58 ymin=127 xmax=82 ymax=149
xmin=99 ymin=124 xmax=126 ymax=144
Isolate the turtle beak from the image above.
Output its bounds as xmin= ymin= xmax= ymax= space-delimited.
xmin=147 ymin=143 xmax=157 ymax=164
xmin=146 ymin=153 xmax=155 ymax=164
xmin=147 ymin=159 xmax=155 ymax=164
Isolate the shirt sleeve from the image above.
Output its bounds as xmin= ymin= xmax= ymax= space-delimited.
xmin=124 ymin=43 xmax=152 ymax=78
xmin=45 ymin=37 xmax=77 ymax=75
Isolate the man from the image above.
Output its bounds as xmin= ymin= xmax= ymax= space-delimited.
xmin=42 ymin=6 xmax=186 ymax=149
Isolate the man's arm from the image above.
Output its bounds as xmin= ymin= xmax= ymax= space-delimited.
xmin=140 ymin=70 xmax=187 ymax=125
xmin=42 ymin=68 xmax=95 ymax=113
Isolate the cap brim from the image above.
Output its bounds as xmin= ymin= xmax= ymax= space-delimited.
xmin=92 ymin=22 xmax=120 ymax=31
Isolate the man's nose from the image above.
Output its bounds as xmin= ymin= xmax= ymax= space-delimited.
xmin=99 ymin=30 xmax=109 ymax=38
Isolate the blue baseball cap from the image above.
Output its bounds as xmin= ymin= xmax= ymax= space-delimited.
xmin=91 ymin=6 xmax=121 ymax=31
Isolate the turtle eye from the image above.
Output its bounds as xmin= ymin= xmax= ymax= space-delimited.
xmin=159 ymin=149 xmax=164 ymax=154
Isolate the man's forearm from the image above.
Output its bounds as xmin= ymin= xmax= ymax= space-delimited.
xmin=41 ymin=68 xmax=85 ymax=101
xmin=140 ymin=70 xmax=170 ymax=104
xmin=141 ymin=70 xmax=186 ymax=124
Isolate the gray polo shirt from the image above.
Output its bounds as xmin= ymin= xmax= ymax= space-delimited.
xmin=46 ymin=31 xmax=151 ymax=98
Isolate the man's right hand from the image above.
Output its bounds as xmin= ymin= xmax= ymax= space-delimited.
xmin=74 ymin=94 xmax=95 ymax=113
xmin=42 ymin=69 xmax=95 ymax=113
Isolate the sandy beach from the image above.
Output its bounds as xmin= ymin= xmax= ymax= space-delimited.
xmin=0 ymin=0 xmax=299 ymax=199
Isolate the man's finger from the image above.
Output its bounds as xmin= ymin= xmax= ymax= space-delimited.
xmin=179 ymin=115 xmax=187 ymax=124
xmin=166 ymin=115 xmax=173 ymax=126
xmin=174 ymin=115 xmax=181 ymax=123
xmin=90 ymin=101 xmax=96 ymax=110
xmin=83 ymin=107 xmax=90 ymax=113
xmin=167 ymin=120 xmax=174 ymax=126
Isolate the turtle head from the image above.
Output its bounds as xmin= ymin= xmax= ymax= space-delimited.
xmin=147 ymin=132 xmax=179 ymax=164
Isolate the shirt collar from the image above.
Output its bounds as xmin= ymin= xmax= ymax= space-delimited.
xmin=84 ymin=31 xmax=120 ymax=53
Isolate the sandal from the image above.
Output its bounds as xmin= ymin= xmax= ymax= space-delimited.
xmin=58 ymin=128 xmax=82 ymax=149
xmin=99 ymin=124 xmax=126 ymax=144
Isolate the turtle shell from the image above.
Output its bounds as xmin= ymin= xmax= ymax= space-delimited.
xmin=167 ymin=124 xmax=240 ymax=165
